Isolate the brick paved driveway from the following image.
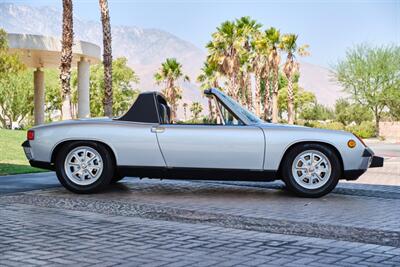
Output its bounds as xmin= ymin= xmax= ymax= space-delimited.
xmin=1 ymin=176 xmax=400 ymax=266
xmin=1 ymin=203 xmax=400 ymax=267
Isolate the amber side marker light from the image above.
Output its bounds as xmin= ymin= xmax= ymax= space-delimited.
xmin=347 ymin=139 xmax=356 ymax=148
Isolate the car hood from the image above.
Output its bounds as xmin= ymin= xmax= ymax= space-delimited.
xmin=256 ymin=122 xmax=353 ymax=137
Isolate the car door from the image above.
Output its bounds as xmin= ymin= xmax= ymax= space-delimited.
xmin=154 ymin=124 xmax=265 ymax=170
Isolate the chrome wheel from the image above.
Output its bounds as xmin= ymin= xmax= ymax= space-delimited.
xmin=64 ymin=146 xmax=103 ymax=186
xmin=291 ymin=150 xmax=331 ymax=190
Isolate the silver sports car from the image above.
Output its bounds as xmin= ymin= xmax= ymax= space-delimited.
xmin=22 ymin=88 xmax=383 ymax=197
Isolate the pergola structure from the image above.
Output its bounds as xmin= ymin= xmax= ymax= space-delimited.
xmin=7 ymin=33 xmax=101 ymax=125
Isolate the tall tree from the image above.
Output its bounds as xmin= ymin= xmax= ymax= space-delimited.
xmin=99 ymin=0 xmax=113 ymax=117
xmin=206 ymin=21 xmax=243 ymax=99
xmin=154 ymin=58 xmax=189 ymax=121
xmin=334 ymin=45 xmax=400 ymax=135
xmin=281 ymin=34 xmax=309 ymax=124
xmin=235 ymin=16 xmax=262 ymax=109
xmin=0 ymin=71 xmax=34 ymax=128
xmin=197 ymin=61 xmax=220 ymax=121
xmin=190 ymin=102 xmax=203 ymax=120
xmin=253 ymin=31 xmax=271 ymax=117
xmin=265 ymin=27 xmax=281 ymax=122
xmin=72 ymin=57 xmax=139 ymax=117
xmin=182 ymin=102 xmax=188 ymax=121
xmin=60 ymin=0 xmax=73 ymax=120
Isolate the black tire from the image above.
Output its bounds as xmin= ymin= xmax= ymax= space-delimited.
xmin=111 ymin=174 xmax=125 ymax=184
xmin=55 ymin=141 xmax=114 ymax=194
xmin=281 ymin=143 xmax=341 ymax=198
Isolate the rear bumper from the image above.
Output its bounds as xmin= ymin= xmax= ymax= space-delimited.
xmin=343 ymin=148 xmax=384 ymax=180
xmin=29 ymin=160 xmax=55 ymax=170
xmin=22 ymin=140 xmax=54 ymax=170
xmin=22 ymin=140 xmax=34 ymax=160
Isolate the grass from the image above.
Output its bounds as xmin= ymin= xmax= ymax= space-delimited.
xmin=0 ymin=129 xmax=45 ymax=175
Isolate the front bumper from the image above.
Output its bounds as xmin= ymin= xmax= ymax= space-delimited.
xmin=362 ymin=147 xmax=384 ymax=168
xmin=343 ymin=147 xmax=384 ymax=180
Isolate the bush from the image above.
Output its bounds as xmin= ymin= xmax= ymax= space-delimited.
xmin=320 ymin=121 xmax=345 ymax=131
xmin=303 ymin=121 xmax=345 ymax=131
xmin=303 ymin=121 xmax=322 ymax=128
xmin=345 ymin=121 xmax=376 ymax=138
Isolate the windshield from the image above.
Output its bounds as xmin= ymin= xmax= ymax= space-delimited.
xmin=217 ymin=92 xmax=264 ymax=124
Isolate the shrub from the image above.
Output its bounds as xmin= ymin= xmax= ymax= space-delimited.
xmin=320 ymin=121 xmax=345 ymax=131
xmin=345 ymin=121 xmax=376 ymax=138
xmin=303 ymin=121 xmax=345 ymax=131
xmin=303 ymin=121 xmax=322 ymax=128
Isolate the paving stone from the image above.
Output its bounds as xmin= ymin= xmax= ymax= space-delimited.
xmin=1 ymin=177 xmax=400 ymax=266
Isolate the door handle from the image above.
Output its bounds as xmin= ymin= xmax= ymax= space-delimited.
xmin=151 ymin=126 xmax=165 ymax=133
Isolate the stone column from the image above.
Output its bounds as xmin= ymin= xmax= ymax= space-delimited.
xmin=77 ymin=57 xmax=90 ymax=118
xmin=33 ymin=68 xmax=45 ymax=125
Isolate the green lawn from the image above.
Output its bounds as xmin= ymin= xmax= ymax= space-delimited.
xmin=0 ymin=129 xmax=45 ymax=175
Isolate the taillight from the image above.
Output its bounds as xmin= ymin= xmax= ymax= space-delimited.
xmin=27 ymin=130 xmax=35 ymax=141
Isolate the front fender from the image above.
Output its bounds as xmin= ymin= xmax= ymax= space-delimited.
xmin=261 ymin=126 xmax=365 ymax=171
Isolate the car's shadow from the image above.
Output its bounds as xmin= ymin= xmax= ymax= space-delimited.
xmin=84 ymin=179 xmax=297 ymax=199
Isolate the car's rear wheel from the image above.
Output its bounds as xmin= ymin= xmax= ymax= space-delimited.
xmin=281 ymin=143 xmax=340 ymax=198
xmin=55 ymin=141 xmax=114 ymax=193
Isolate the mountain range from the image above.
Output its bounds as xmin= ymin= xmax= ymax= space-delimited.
xmin=0 ymin=2 xmax=345 ymax=108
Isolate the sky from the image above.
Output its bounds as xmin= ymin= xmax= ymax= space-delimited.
xmin=4 ymin=0 xmax=400 ymax=67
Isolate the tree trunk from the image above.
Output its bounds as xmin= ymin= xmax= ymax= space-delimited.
xmin=287 ymin=76 xmax=295 ymax=124
xmin=263 ymin=77 xmax=271 ymax=121
xmin=208 ymin=97 xmax=214 ymax=121
xmin=374 ymin=110 xmax=380 ymax=137
xmin=246 ymin=75 xmax=252 ymax=111
xmin=60 ymin=0 xmax=73 ymax=120
xmin=254 ymin=76 xmax=261 ymax=117
xmin=229 ymin=74 xmax=238 ymax=99
xmin=0 ymin=117 xmax=7 ymax=128
xmin=271 ymin=70 xmax=279 ymax=122
xmin=99 ymin=0 xmax=113 ymax=117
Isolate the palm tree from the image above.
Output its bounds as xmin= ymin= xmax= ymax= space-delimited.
xmin=182 ymin=102 xmax=188 ymax=121
xmin=99 ymin=0 xmax=113 ymax=117
xmin=252 ymin=31 xmax=271 ymax=117
xmin=206 ymin=20 xmax=243 ymax=99
xmin=190 ymin=102 xmax=203 ymax=121
xmin=60 ymin=0 xmax=73 ymax=120
xmin=197 ymin=61 xmax=220 ymax=121
xmin=154 ymin=58 xmax=189 ymax=121
xmin=235 ymin=16 xmax=261 ymax=109
xmin=265 ymin=27 xmax=281 ymax=122
xmin=281 ymin=34 xmax=310 ymax=124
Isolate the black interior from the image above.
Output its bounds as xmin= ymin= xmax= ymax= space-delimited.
xmin=157 ymin=95 xmax=171 ymax=124
xmin=116 ymin=92 xmax=165 ymax=123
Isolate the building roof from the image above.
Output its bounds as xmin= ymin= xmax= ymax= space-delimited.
xmin=7 ymin=33 xmax=101 ymax=68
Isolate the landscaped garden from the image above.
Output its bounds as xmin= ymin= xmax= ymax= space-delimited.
xmin=0 ymin=129 xmax=44 ymax=175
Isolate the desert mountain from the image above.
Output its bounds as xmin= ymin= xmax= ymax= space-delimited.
xmin=0 ymin=2 xmax=345 ymax=110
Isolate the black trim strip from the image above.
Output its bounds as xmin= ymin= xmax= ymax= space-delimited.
xmin=29 ymin=160 xmax=55 ymax=171
xmin=343 ymin=169 xmax=367 ymax=180
xmin=362 ymin=148 xmax=373 ymax=157
xmin=21 ymin=140 xmax=30 ymax=147
xmin=370 ymin=156 xmax=384 ymax=168
xmin=118 ymin=166 xmax=277 ymax=181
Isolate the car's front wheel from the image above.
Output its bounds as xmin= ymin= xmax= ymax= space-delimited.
xmin=55 ymin=141 xmax=114 ymax=194
xmin=281 ymin=143 xmax=341 ymax=198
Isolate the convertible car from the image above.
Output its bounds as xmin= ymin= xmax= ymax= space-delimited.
xmin=22 ymin=88 xmax=383 ymax=197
